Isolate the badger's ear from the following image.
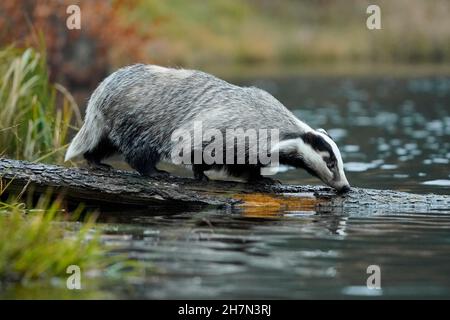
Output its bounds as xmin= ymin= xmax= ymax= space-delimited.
xmin=317 ymin=128 xmax=328 ymax=135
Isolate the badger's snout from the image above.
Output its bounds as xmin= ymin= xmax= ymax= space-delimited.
xmin=326 ymin=179 xmax=351 ymax=193
xmin=338 ymin=184 xmax=351 ymax=193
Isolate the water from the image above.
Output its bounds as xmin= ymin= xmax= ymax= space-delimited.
xmin=10 ymin=74 xmax=450 ymax=299
xmin=96 ymin=208 xmax=450 ymax=299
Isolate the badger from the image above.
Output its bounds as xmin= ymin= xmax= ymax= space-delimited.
xmin=65 ymin=64 xmax=350 ymax=192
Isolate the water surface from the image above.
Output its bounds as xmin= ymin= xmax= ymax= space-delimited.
xmin=97 ymin=207 xmax=450 ymax=299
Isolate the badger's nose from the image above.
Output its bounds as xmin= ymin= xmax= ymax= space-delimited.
xmin=339 ymin=185 xmax=351 ymax=193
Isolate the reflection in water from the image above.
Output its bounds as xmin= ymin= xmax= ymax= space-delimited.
xmin=95 ymin=204 xmax=450 ymax=299
xmin=235 ymin=193 xmax=321 ymax=217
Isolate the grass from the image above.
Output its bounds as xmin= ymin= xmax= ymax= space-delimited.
xmin=0 ymin=43 xmax=111 ymax=294
xmin=0 ymin=44 xmax=106 ymax=291
xmin=0 ymin=180 xmax=150 ymax=298
xmin=0 ymin=46 xmax=81 ymax=163
xmin=0 ymin=180 xmax=105 ymax=283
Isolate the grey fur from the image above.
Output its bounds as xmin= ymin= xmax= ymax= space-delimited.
xmin=65 ymin=64 xmax=350 ymax=190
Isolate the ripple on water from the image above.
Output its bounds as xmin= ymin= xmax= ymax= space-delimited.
xmin=393 ymin=174 xmax=409 ymax=179
xmin=422 ymin=179 xmax=450 ymax=187
xmin=343 ymin=145 xmax=360 ymax=153
xmin=380 ymin=164 xmax=398 ymax=170
xmin=344 ymin=162 xmax=378 ymax=172
xmin=342 ymin=286 xmax=383 ymax=297
xmin=327 ymin=128 xmax=347 ymax=140
xmin=433 ymin=158 xmax=449 ymax=164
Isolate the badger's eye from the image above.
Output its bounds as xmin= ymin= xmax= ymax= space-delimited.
xmin=324 ymin=157 xmax=335 ymax=169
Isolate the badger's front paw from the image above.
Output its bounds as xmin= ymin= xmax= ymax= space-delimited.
xmin=88 ymin=162 xmax=114 ymax=171
xmin=194 ymin=172 xmax=210 ymax=183
xmin=146 ymin=169 xmax=175 ymax=180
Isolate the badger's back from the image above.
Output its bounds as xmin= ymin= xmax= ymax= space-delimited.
xmin=65 ymin=64 xmax=309 ymax=162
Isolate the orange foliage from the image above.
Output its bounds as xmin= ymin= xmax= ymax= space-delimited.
xmin=0 ymin=0 xmax=152 ymax=88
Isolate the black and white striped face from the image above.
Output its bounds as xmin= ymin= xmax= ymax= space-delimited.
xmin=277 ymin=129 xmax=350 ymax=192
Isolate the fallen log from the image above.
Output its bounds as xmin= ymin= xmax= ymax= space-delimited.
xmin=0 ymin=158 xmax=449 ymax=214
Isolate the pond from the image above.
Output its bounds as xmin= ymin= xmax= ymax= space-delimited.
xmin=6 ymin=72 xmax=450 ymax=299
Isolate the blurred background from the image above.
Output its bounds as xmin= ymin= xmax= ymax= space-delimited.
xmin=1 ymin=0 xmax=450 ymax=98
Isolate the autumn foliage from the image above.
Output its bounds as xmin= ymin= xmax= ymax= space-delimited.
xmin=0 ymin=0 xmax=152 ymax=89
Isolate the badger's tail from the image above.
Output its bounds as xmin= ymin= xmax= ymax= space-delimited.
xmin=64 ymin=111 xmax=105 ymax=162
xmin=65 ymin=67 xmax=119 ymax=162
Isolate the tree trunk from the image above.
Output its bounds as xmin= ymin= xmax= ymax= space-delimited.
xmin=1 ymin=158 xmax=448 ymax=214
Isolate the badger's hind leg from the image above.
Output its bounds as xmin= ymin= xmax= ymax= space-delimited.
xmin=225 ymin=165 xmax=280 ymax=185
xmin=246 ymin=170 xmax=281 ymax=185
xmin=123 ymin=148 xmax=170 ymax=178
xmin=84 ymin=137 xmax=118 ymax=170
xmin=192 ymin=164 xmax=210 ymax=182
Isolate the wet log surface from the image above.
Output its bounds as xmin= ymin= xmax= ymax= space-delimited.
xmin=1 ymin=158 xmax=449 ymax=214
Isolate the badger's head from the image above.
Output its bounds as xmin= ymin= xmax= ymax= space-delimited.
xmin=276 ymin=129 xmax=350 ymax=193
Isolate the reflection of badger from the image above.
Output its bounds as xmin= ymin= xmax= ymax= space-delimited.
xmin=65 ymin=64 xmax=350 ymax=192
